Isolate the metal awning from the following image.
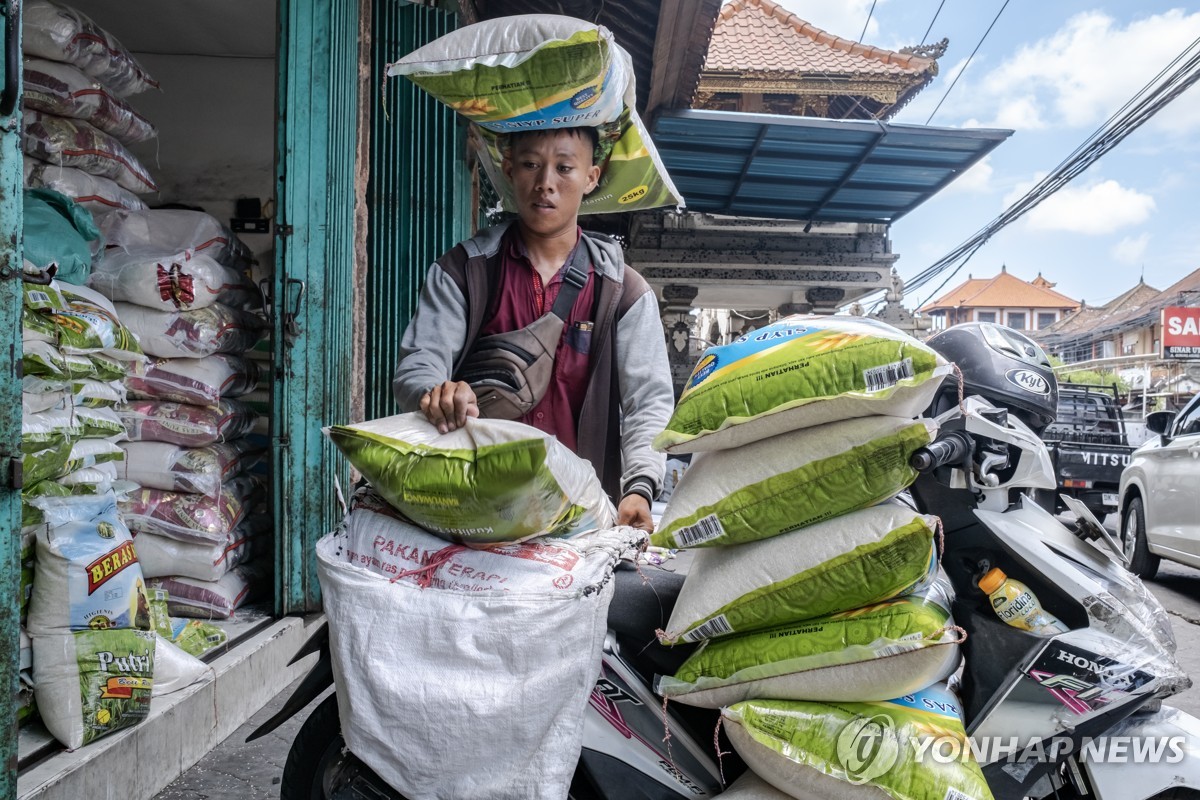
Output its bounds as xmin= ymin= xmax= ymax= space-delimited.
xmin=651 ymin=109 xmax=1012 ymax=223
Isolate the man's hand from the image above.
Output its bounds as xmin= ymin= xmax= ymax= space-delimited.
xmin=420 ymin=380 xmax=479 ymax=434
xmin=617 ymin=493 xmax=654 ymax=533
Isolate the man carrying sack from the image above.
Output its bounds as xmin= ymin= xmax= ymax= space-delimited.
xmin=391 ymin=124 xmax=673 ymax=532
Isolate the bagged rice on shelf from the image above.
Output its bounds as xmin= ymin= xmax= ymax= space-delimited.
xmin=655 ymin=316 xmax=952 ymax=454
xmin=652 ymin=416 xmax=937 ymax=550
xmin=21 ymin=376 xmax=126 ymax=414
xmin=58 ymin=462 xmax=119 ymax=488
xmin=32 ymin=628 xmax=155 ymax=749
xmin=115 ymin=302 xmax=266 ymax=359
xmin=23 ymin=187 xmax=101 ymax=286
xmin=147 ymin=588 xmax=228 ymax=657
xmin=340 ymin=488 xmax=621 ymax=589
xmin=326 ymin=412 xmax=616 ymax=543
xmin=23 ymin=111 xmax=158 ymax=194
xmin=120 ymin=475 xmax=261 ymax=545
xmin=26 ymin=492 xmax=151 ymax=633
xmin=388 ymin=15 xmax=681 ymax=215
xmin=23 ymin=0 xmax=158 ymax=96
xmin=62 ymin=438 xmax=125 ymax=476
xmin=151 ymin=635 xmax=208 ymax=697
xmin=661 ymin=502 xmax=940 ymax=644
xmin=24 ymin=156 xmax=148 ymax=212
xmin=120 ymin=439 xmax=264 ymax=497
xmin=22 ymin=281 xmax=145 ymax=362
xmin=149 ymin=559 xmax=270 ymax=620
xmin=134 ymin=520 xmax=265 ymax=582
xmin=95 ymin=208 xmax=255 ymax=270
xmin=658 ymin=582 xmax=961 ymax=708
xmin=22 ymin=407 xmax=82 ymax=484
xmin=117 ymin=398 xmax=259 ymax=446
xmin=722 ymin=686 xmax=994 ymax=800
xmin=126 ymin=354 xmax=260 ymax=406
xmin=88 ymin=249 xmax=254 ymax=312
xmin=24 ymin=57 xmax=158 ymax=144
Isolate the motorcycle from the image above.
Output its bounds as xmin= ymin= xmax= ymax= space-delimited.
xmin=254 ymin=333 xmax=1200 ymax=799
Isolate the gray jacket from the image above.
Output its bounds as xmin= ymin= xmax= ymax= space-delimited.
xmin=393 ymin=221 xmax=672 ymax=501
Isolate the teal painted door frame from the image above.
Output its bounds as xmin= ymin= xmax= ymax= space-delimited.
xmin=273 ymin=0 xmax=361 ymax=613
xmin=0 ymin=1 xmax=21 ymax=789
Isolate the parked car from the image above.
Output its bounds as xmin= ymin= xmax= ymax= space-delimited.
xmin=1040 ymin=383 xmax=1135 ymax=518
xmin=1118 ymin=393 xmax=1200 ymax=578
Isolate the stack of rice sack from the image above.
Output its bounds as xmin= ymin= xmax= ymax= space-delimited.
xmin=649 ymin=315 xmax=994 ymax=800
xmin=21 ymin=0 xmax=157 ymax=214
xmin=321 ymin=413 xmax=642 ymax=799
xmin=387 ymin=14 xmax=681 ymax=216
xmin=83 ymin=208 xmax=269 ymax=621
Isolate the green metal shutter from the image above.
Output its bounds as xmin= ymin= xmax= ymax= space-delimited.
xmin=0 ymin=2 xmax=21 ymax=788
xmin=273 ymin=0 xmax=361 ymax=613
xmin=366 ymin=2 xmax=473 ymax=420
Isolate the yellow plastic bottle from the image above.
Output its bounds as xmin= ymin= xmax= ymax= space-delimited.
xmin=978 ymin=567 xmax=1069 ymax=636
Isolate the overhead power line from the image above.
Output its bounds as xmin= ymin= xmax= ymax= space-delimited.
xmin=921 ymin=0 xmax=947 ymax=46
xmin=926 ymin=0 xmax=1010 ymax=125
xmin=859 ymin=0 xmax=879 ymax=43
xmin=902 ymin=34 xmax=1200 ymax=310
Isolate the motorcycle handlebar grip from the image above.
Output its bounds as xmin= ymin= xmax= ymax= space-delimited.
xmin=910 ymin=433 xmax=970 ymax=473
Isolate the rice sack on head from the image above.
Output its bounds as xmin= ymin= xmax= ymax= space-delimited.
xmin=722 ymin=687 xmax=994 ymax=800
xmin=386 ymin=14 xmax=681 ymax=215
xmin=652 ymin=416 xmax=937 ymax=550
xmin=655 ymin=315 xmax=951 ymax=454
xmin=661 ymin=503 xmax=940 ymax=644
xmin=658 ymin=582 xmax=961 ymax=709
xmin=326 ymin=413 xmax=615 ymax=543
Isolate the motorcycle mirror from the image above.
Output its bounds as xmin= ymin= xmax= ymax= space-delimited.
xmin=1059 ymin=494 xmax=1129 ymax=567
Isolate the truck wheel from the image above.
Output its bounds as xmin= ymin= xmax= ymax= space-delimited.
xmin=1122 ymin=497 xmax=1160 ymax=580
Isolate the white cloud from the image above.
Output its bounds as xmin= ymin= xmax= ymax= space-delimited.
xmin=766 ymin=0 xmax=882 ymax=41
xmin=963 ymin=9 xmax=1200 ymax=132
xmin=943 ymin=155 xmax=994 ymax=194
xmin=1113 ymin=233 xmax=1151 ymax=265
xmin=1002 ymin=179 xmax=1156 ymax=235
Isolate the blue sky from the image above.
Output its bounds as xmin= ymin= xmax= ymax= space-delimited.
xmin=770 ymin=1 xmax=1200 ymax=309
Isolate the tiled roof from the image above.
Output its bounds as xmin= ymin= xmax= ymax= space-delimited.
xmin=1039 ymin=280 xmax=1161 ymax=336
xmin=704 ymin=0 xmax=937 ymax=76
xmin=919 ymin=268 xmax=1081 ymax=313
xmin=1035 ymin=267 xmax=1200 ymax=346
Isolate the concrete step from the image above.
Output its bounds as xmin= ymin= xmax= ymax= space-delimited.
xmin=17 ymin=610 xmax=323 ymax=800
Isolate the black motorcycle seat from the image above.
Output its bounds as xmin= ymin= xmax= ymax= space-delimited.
xmin=607 ymin=562 xmax=697 ymax=682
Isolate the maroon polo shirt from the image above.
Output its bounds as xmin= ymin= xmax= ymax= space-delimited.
xmin=480 ymin=227 xmax=597 ymax=449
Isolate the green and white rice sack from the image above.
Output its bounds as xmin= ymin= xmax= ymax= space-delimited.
xmin=652 ymin=416 xmax=937 ymax=550
xmin=722 ymin=687 xmax=994 ymax=800
xmin=657 ymin=582 xmax=961 ymax=708
xmin=326 ymin=412 xmax=615 ymax=543
xmin=655 ymin=316 xmax=951 ymax=454
xmin=660 ymin=502 xmax=939 ymax=644
xmin=32 ymin=628 xmax=155 ymax=749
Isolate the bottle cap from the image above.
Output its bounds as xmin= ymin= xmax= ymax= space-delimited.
xmin=978 ymin=567 xmax=1007 ymax=595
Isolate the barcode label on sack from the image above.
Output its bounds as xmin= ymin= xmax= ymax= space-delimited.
xmin=874 ymin=641 xmax=923 ymax=658
xmin=27 ymin=291 xmax=51 ymax=306
xmin=682 ymin=615 xmax=733 ymax=642
xmin=944 ymin=790 xmax=977 ymax=800
xmin=864 ymin=358 xmax=914 ymax=393
xmin=674 ymin=514 xmax=725 ymax=547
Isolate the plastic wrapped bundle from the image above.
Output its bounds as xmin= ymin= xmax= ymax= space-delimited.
xmin=117 ymin=399 xmax=259 ymax=447
xmin=94 ymin=208 xmax=255 ymax=271
xmin=23 ymin=0 xmax=158 ymax=96
xmin=148 ymin=560 xmax=270 ymax=620
xmin=88 ymin=250 xmax=256 ymax=312
xmin=120 ymin=475 xmax=262 ymax=545
xmin=24 ymin=58 xmax=157 ymax=144
xmin=23 ymin=111 xmax=157 ymax=194
xmin=24 ymin=157 xmax=147 ymax=212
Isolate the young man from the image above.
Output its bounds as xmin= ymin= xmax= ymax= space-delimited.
xmin=392 ymin=127 xmax=673 ymax=532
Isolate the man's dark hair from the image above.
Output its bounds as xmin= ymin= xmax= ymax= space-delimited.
xmin=503 ymin=126 xmax=600 ymax=165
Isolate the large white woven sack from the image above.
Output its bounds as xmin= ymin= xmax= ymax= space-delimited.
xmin=317 ymin=525 xmax=644 ymax=800
xmin=721 ymin=770 xmax=795 ymax=799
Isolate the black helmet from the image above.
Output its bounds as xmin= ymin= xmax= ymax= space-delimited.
xmin=925 ymin=322 xmax=1058 ymax=434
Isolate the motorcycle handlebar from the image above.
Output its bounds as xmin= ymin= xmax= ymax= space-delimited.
xmin=910 ymin=432 xmax=971 ymax=473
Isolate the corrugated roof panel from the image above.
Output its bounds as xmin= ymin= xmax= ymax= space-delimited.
xmin=651 ymin=109 xmax=1011 ymax=222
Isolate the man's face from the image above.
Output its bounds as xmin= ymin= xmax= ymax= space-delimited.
xmin=502 ymin=130 xmax=601 ymax=239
